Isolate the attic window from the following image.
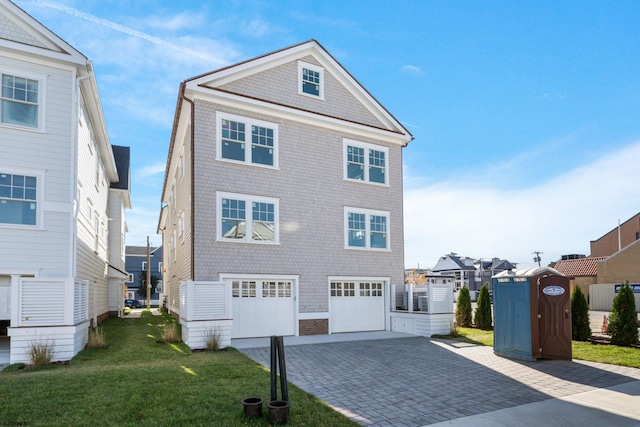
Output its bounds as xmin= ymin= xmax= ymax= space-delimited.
xmin=298 ymin=61 xmax=324 ymax=99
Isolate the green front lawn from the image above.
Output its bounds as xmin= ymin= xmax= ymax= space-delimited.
xmin=0 ymin=312 xmax=358 ymax=427
xmin=433 ymin=327 xmax=640 ymax=368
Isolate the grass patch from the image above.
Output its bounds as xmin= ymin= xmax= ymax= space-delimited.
xmin=572 ymin=341 xmax=640 ymax=368
xmin=433 ymin=327 xmax=640 ymax=368
xmin=433 ymin=327 xmax=494 ymax=346
xmin=0 ymin=311 xmax=357 ymax=426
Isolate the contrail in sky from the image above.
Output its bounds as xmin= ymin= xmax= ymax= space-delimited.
xmin=29 ymin=0 xmax=229 ymax=66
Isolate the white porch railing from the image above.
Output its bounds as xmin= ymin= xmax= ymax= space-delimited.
xmin=389 ymin=283 xmax=454 ymax=336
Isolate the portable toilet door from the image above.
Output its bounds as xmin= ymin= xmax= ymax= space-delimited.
xmin=536 ymin=273 xmax=572 ymax=360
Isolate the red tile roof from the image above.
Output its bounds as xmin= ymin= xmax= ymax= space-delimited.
xmin=554 ymin=257 xmax=607 ymax=277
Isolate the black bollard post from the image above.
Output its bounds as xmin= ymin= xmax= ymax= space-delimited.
xmin=276 ymin=336 xmax=289 ymax=402
xmin=270 ymin=336 xmax=277 ymax=402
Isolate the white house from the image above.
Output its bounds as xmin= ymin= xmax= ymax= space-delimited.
xmin=158 ymin=40 xmax=412 ymax=347
xmin=0 ymin=0 xmax=130 ymax=364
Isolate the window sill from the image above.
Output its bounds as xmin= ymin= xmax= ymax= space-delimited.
xmin=0 ymin=122 xmax=45 ymax=133
xmin=297 ymin=91 xmax=325 ymax=101
xmin=216 ymin=157 xmax=279 ymax=171
xmin=344 ymin=246 xmax=390 ymax=252
xmin=343 ymin=178 xmax=389 ymax=187
xmin=216 ymin=238 xmax=280 ymax=246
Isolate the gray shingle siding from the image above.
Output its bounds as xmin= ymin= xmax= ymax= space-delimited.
xmin=217 ymin=55 xmax=383 ymax=129
xmin=192 ymin=99 xmax=404 ymax=314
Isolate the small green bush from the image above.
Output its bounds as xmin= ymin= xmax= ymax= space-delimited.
xmin=608 ymin=281 xmax=638 ymax=347
xmin=474 ymin=284 xmax=492 ymax=330
xmin=455 ymin=287 xmax=472 ymax=327
xmin=571 ymin=286 xmax=591 ymax=341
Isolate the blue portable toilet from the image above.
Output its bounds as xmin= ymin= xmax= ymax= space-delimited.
xmin=492 ymin=267 xmax=571 ymax=361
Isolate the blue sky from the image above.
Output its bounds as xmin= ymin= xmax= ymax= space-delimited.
xmin=16 ymin=0 xmax=640 ymax=269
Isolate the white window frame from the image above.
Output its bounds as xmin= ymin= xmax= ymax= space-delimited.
xmin=297 ymin=61 xmax=324 ymax=100
xmin=0 ymin=166 xmax=44 ymax=229
xmin=0 ymin=68 xmax=46 ymax=131
xmin=216 ymin=191 xmax=279 ymax=245
xmin=126 ymin=274 xmax=134 ymax=283
xmin=344 ymin=207 xmax=390 ymax=251
xmin=142 ymin=261 xmax=148 ymax=271
xmin=216 ymin=112 xmax=279 ymax=169
xmin=343 ymin=139 xmax=389 ymax=186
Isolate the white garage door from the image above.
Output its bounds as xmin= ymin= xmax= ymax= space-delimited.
xmin=330 ymin=280 xmax=385 ymax=333
xmin=231 ymin=279 xmax=295 ymax=339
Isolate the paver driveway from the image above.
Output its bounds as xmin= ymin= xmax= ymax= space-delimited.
xmin=239 ymin=335 xmax=640 ymax=426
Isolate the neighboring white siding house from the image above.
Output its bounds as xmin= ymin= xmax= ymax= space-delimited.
xmin=0 ymin=1 xmax=130 ymax=364
xmin=159 ymin=40 xmax=411 ymax=346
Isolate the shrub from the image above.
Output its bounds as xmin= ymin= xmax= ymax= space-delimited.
xmin=29 ymin=339 xmax=55 ymax=367
xmin=608 ymin=281 xmax=638 ymax=347
xmin=455 ymin=287 xmax=472 ymax=327
xmin=86 ymin=327 xmax=108 ymax=349
xmin=161 ymin=322 xmax=181 ymax=343
xmin=474 ymin=284 xmax=492 ymax=330
xmin=204 ymin=327 xmax=222 ymax=351
xmin=571 ymin=286 xmax=591 ymax=341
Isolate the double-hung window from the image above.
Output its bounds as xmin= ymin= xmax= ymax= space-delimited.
xmin=0 ymin=170 xmax=41 ymax=227
xmin=1 ymin=73 xmax=41 ymax=129
xmin=298 ymin=61 xmax=324 ymax=99
xmin=217 ymin=113 xmax=278 ymax=168
xmin=344 ymin=207 xmax=390 ymax=250
xmin=217 ymin=192 xmax=279 ymax=244
xmin=344 ymin=139 xmax=388 ymax=185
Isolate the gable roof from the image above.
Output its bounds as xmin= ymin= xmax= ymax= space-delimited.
xmin=126 ymin=246 xmax=161 ymax=257
xmin=433 ymin=254 xmax=476 ymax=272
xmin=553 ymin=257 xmax=607 ymax=277
xmin=0 ymin=0 xmax=87 ymax=65
xmin=185 ymin=39 xmax=412 ymax=144
xmin=1 ymin=1 xmax=118 ymax=182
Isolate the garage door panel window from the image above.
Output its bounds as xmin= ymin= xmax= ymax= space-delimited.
xmin=331 ymin=281 xmax=355 ymax=297
xmin=360 ymin=282 xmax=383 ymax=297
xmin=344 ymin=208 xmax=390 ymax=251
xmin=232 ymin=280 xmax=256 ymax=298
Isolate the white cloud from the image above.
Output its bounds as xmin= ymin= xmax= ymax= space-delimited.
xmin=137 ymin=162 xmax=167 ymax=178
xmin=402 ymin=65 xmax=426 ymax=77
xmin=145 ymin=12 xmax=206 ymax=31
xmin=404 ymin=141 xmax=640 ymax=269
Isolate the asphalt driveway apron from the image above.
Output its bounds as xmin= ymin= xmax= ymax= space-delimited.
xmin=238 ymin=334 xmax=640 ymax=426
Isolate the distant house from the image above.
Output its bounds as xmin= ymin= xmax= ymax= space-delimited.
xmin=476 ymin=258 xmax=516 ymax=289
xmin=125 ymin=246 xmax=163 ymax=306
xmin=158 ymin=40 xmax=411 ymax=345
xmin=0 ymin=1 xmax=130 ymax=363
xmin=432 ymin=253 xmax=478 ymax=291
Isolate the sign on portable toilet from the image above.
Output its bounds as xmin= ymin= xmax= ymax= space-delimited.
xmin=492 ymin=267 xmax=571 ymax=361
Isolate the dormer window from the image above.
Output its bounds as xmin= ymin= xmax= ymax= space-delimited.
xmin=298 ymin=61 xmax=324 ymax=99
